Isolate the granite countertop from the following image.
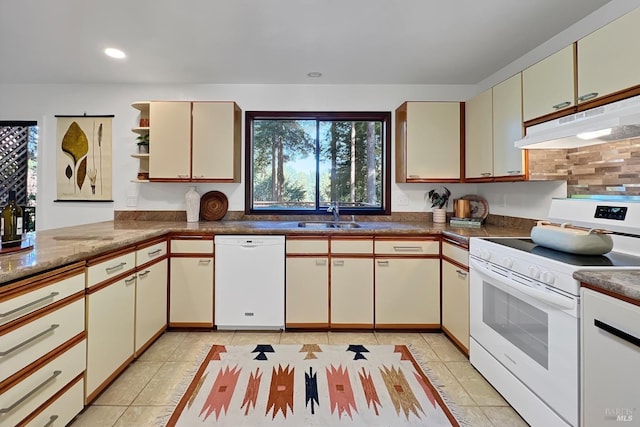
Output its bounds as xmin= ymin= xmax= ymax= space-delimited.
xmin=0 ymin=219 xmax=530 ymax=286
xmin=574 ymin=270 xmax=640 ymax=303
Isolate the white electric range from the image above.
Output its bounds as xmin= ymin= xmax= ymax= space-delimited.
xmin=469 ymin=197 xmax=640 ymax=427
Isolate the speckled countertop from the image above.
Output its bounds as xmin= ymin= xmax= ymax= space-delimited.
xmin=0 ymin=219 xmax=531 ymax=286
xmin=574 ymin=270 xmax=640 ymax=303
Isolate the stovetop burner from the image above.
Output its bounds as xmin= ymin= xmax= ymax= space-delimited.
xmin=485 ymin=238 xmax=640 ymax=267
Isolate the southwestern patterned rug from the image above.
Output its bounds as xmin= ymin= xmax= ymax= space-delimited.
xmin=165 ymin=344 xmax=463 ymax=426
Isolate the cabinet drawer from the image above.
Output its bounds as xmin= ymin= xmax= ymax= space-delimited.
xmin=23 ymin=377 xmax=84 ymax=427
xmin=171 ymin=239 xmax=214 ymax=254
xmin=87 ymin=252 xmax=136 ymax=288
xmin=136 ymin=241 xmax=167 ymax=266
xmin=442 ymin=241 xmax=469 ymax=267
xmin=0 ymin=271 xmax=84 ymax=327
xmin=0 ymin=339 xmax=85 ymax=427
xmin=0 ymin=298 xmax=85 ymax=384
xmin=286 ymin=239 xmax=328 ymax=254
xmin=375 ymin=240 xmax=438 ymax=255
xmin=330 ymin=239 xmax=373 ymax=254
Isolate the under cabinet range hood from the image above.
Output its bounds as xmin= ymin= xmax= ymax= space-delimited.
xmin=515 ymin=94 xmax=640 ymax=149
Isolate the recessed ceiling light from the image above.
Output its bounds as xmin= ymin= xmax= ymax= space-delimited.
xmin=307 ymin=71 xmax=322 ymax=78
xmin=104 ymin=48 xmax=126 ymax=59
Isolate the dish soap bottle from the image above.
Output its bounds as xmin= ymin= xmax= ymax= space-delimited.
xmin=1 ymin=190 xmax=23 ymax=248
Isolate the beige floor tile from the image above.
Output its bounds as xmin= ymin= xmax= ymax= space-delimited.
xmin=93 ymin=361 xmax=163 ymax=406
xmin=481 ymin=406 xmax=529 ymax=426
xmin=421 ymin=332 xmax=468 ymax=362
xmin=375 ymin=332 xmax=440 ymax=361
xmin=231 ymin=331 xmax=282 ymax=345
xmin=327 ymin=331 xmax=378 ymax=345
xmin=136 ymin=331 xmax=187 ymax=362
xmin=168 ymin=330 xmax=235 ymax=361
xmin=420 ymin=360 xmax=477 ymax=406
xmin=113 ymin=405 xmax=173 ymax=427
xmin=279 ymin=331 xmax=329 ymax=344
xmin=133 ymin=361 xmax=199 ymax=406
xmin=446 ymin=361 xmax=508 ymax=406
xmin=70 ymin=405 xmax=127 ymax=427
xmin=455 ymin=405 xmax=494 ymax=427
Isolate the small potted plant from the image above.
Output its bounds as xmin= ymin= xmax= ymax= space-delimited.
xmin=427 ymin=186 xmax=450 ymax=223
xmin=136 ymin=134 xmax=149 ymax=153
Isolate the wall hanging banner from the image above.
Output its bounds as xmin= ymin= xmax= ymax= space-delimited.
xmin=55 ymin=115 xmax=114 ymax=202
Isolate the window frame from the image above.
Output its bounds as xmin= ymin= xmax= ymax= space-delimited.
xmin=244 ymin=111 xmax=391 ymax=216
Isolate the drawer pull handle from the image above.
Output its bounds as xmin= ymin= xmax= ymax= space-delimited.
xmin=480 ymin=172 xmax=492 ymax=177
xmin=594 ymin=319 xmax=640 ymax=349
xmin=138 ymin=270 xmax=151 ymax=278
xmin=552 ymin=101 xmax=571 ymax=110
xmin=147 ymin=249 xmax=162 ymax=257
xmin=315 ymin=260 xmax=327 ymax=266
xmin=333 ymin=260 xmax=345 ymax=267
xmin=105 ymin=262 xmax=127 ymax=274
xmin=198 ymin=259 xmax=212 ymax=265
xmin=0 ymin=324 xmax=60 ymax=357
xmin=0 ymin=370 xmax=62 ymax=414
xmin=393 ymin=246 xmax=422 ymax=252
xmin=0 ymin=292 xmax=59 ymax=318
xmin=506 ymin=170 xmax=521 ymax=175
xmin=125 ymin=276 xmax=136 ymax=285
xmin=577 ymin=92 xmax=598 ymax=102
xmin=44 ymin=415 xmax=59 ymax=427
xmin=456 ymin=269 xmax=468 ymax=278
xmin=377 ymin=260 xmax=390 ymax=266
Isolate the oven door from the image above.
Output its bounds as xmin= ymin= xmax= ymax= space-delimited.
xmin=469 ymin=257 xmax=579 ymax=426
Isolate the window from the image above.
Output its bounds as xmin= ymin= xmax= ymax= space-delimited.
xmin=245 ymin=111 xmax=391 ymax=215
xmin=0 ymin=121 xmax=37 ymax=231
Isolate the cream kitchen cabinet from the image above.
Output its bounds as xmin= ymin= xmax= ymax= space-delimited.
xmin=330 ymin=237 xmax=374 ymax=328
xmin=395 ymin=101 xmax=462 ymax=182
xmin=85 ymin=248 xmax=137 ymax=403
xmin=149 ymin=101 xmax=241 ymax=182
xmin=465 ymin=74 xmax=524 ymax=180
xmin=134 ymin=239 xmax=168 ymax=356
xmin=0 ymin=263 xmax=86 ymax=426
xmin=577 ymin=7 xmax=640 ymax=105
xmin=522 ymin=45 xmax=576 ymax=122
xmin=374 ymin=238 xmax=440 ymax=328
xmin=441 ymin=239 xmax=469 ymax=354
xmin=285 ymin=237 xmax=329 ymax=328
xmin=169 ymin=236 xmax=214 ymax=327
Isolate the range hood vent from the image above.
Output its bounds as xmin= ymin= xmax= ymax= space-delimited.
xmin=515 ymin=95 xmax=640 ymax=149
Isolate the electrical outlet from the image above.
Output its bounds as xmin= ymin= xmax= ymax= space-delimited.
xmin=126 ymin=196 xmax=138 ymax=207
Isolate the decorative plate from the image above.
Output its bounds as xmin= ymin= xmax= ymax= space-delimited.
xmin=461 ymin=194 xmax=489 ymax=221
xmin=199 ymin=191 xmax=228 ymax=221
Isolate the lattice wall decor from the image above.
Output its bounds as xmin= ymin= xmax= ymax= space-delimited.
xmin=0 ymin=125 xmax=29 ymax=205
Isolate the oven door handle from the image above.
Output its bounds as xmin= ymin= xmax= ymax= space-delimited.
xmin=470 ymin=259 xmax=575 ymax=310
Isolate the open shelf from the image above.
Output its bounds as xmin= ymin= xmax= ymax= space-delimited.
xmin=132 ymin=127 xmax=150 ymax=134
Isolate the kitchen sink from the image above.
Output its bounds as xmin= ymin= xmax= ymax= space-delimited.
xmin=297 ymin=221 xmax=361 ymax=229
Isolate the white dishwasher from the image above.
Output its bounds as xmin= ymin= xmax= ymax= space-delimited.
xmin=214 ymin=235 xmax=285 ymax=330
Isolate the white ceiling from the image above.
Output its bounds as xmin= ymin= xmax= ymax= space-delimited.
xmin=0 ymin=0 xmax=614 ymax=85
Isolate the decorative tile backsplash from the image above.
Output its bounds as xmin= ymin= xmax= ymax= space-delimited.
xmin=528 ymin=138 xmax=640 ymax=196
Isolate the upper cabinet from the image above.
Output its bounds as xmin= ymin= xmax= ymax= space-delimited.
xmin=395 ymin=101 xmax=462 ymax=183
xmin=465 ymin=74 xmax=524 ymax=181
xmin=148 ymin=101 xmax=241 ymax=182
xmin=577 ymin=7 xmax=640 ymax=105
xmin=522 ymin=45 xmax=576 ymax=123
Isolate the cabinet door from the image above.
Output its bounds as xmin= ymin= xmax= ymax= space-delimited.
xmin=465 ymin=89 xmax=493 ymax=179
xmin=577 ymin=7 xmax=640 ymax=104
xmin=442 ymin=260 xmax=469 ymax=352
xmin=493 ymin=74 xmax=525 ymax=178
xmin=403 ymin=102 xmax=461 ymax=180
xmin=285 ymin=257 xmax=329 ymax=326
xmin=192 ymin=102 xmax=240 ymax=181
xmin=149 ymin=101 xmax=191 ymax=179
xmin=135 ymin=259 xmax=167 ymax=354
xmin=522 ymin=45 xmax=576 ymax=121
xmin=169 ymin=257 xmax=214 ymax=326
xmin=86 ymin=275 xmax=136 ymax=399
xmin=330 ymin=258 xmax=373 ymax=327
xmin=375 ymin=258 xmax=439 ymax=327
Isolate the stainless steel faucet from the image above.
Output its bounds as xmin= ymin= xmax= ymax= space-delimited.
xmin=327 ymin=202 xmax=340 ymax=222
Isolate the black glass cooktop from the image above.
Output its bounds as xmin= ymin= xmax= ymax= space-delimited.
xmin=485 ymin=238 xmax=640 ymax=267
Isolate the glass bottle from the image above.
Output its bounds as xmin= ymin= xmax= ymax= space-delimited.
xmin=1 ymin=190 xmax=23 ymax=248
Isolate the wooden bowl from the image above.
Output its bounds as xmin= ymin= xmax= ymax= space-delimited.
xmin=199 ymin=191 xmax=228 ymax=221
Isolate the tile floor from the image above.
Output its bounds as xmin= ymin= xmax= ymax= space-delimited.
xmin=70 ymin=331 xmax=528 ymax=426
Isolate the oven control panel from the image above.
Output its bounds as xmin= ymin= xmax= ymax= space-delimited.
xmin=594 ymin=205 xmax=627 ymax=221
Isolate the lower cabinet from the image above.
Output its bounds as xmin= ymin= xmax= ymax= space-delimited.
xmin=441 ymin=240 xmax=470 ymax=354
xmin=135 ymin=258 xmax=168 ymax=355
xmin=331 ymin=257 xmax=374 ymax=327
xmin=169 ymin=236 xmax=214 ymax=327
